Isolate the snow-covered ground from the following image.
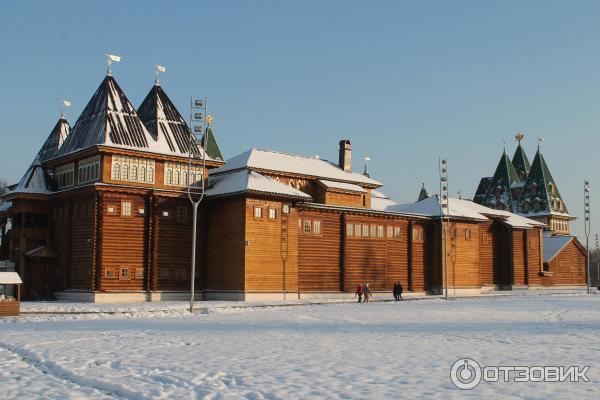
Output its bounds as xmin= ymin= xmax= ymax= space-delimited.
xmin=1 ymin=292 xmax=599 ymax=399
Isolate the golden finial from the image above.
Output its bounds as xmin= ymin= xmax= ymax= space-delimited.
xmin=206 ymin=114 xmax=214 ymax=126
xmin=515 ymin=132 xmax=524 ymax=143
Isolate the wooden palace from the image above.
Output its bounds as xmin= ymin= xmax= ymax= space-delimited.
xmin=0 ymin=73 xmax=587 ymax=301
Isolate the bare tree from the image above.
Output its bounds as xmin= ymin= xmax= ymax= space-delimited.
xmin=0 ymin=178 xmax=9 ymax=204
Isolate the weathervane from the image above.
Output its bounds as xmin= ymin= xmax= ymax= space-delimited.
xmin=155 ymin=64 xmax=166 ymax=85
xmin=105 ymin=54 xmax=121 ymax=76
xmin=515 ymin=132 xmax=524 ymax=143
xmin=206 ymin=114 xmax=213 ymax=126
xmin=537 ymin=136 xmax=544 ymax=150
xmin=61 ymin=99 xmax=71 ymax=118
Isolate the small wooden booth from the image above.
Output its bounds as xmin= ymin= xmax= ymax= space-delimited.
xmin=0 ymin=272 xmax=22 ymax=316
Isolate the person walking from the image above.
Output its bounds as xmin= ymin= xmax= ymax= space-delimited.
xmin=355 ymin=284 xmax=363 ymax=303
xmin=397 ymin=281 xmax=403 ymax=301
xmin=393 ymin=282 xmax=399 ymax=301
xmin=363 ymin=283 xmax=372 ymax=303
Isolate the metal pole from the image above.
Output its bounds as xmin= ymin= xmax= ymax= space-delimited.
xmin=190 ymin=202 xmax=199 ymax=313
xmin=440 ymin=158 xmax=449 ymax=300
xmin=595 ymin=234 xmax=599 ymax=289
xmin=584 ymin=180 xmax=591 ymax=294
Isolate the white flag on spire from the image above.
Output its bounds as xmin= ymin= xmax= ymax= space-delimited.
xmin=105 ymin=54 xmax=121 ymax=62
xmin=63 ymin=100 xmax=71 ymax=108
xmin=156 ymin=64 xmax=166 ymax=73
xmin=538 ymin=136 xmax=545 ymax=143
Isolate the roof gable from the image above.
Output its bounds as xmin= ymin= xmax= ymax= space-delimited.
xmin=137 ymin=84 xmax=205 ymax=157
xmin=13 ymin=156 xmax=52 ymax=195
xmin=516 ymin=150 xmax=569 ymax=216
xmin=482 ymin=151 xmax=519 ymax=211
xmin=207 ymin=169 xmax=312 ymax=200
xmin=512 ymin=143 xmax=531 ymax=181
xmin=213 ymin=148 xmax=381 ymax=187
xmin=38 ymin=117 xmax=70 ymax=162
xmin=201 ymin=127 xmax=223 ymax=161
xmin=59 ymin=75 xmax=153 ymax=156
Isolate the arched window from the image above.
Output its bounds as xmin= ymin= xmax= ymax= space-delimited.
xmin=140 ymin=166 xmax=146 ymax=182
xmin=148 ymin=167 xmax=154 ymax=183
xmin=189 ymin=172 xmax=195 ymax=186
xmin=94 ymin=163 xmax=99 ymax=180
xmin=174 ymin=170 xmax=180 ymax=185
xmin=166 ymin=169 xmax=172 ymax=185
xmin=122 ymin=164 xmax=129 ymax=180
xmin=113 ymin=164 xmax=121 ymax=180
xmin=132 ymin=165 xmax=138 ymax=181
xmin=289 ymin=179 xmax=295 ymax=188
xmin=182 ymin=171 xmax=188 ymax=186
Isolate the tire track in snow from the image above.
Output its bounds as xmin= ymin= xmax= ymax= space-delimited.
xmin=0 ymin=341 xmax=143 ymax=400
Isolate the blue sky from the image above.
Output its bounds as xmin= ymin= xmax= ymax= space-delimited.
xmin=1 ymin=0 xmax=599 ymax=239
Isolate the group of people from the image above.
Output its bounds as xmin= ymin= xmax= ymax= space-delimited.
xmin=354 ymin=281 xmax=403 ymax=303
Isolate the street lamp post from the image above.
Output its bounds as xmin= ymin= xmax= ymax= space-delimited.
xmin=595 ymin=233 xmax=599 ymax=290
xmin=188 ymin=98 xmax=209 ymax=313
xmin=584 ymin=180 xmax=591 ymax=294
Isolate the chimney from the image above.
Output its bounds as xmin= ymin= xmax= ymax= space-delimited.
xmin=338 ymin=139 xmax=351 ymax=172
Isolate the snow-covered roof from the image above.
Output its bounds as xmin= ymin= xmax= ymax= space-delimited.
xmin=543 ymin=234 xmax=575 ymax=262
xmin=212 ymin=148 xmax=381 ymax=187
xmin=56 ymin=75 xmax=212 ymax=160
xmin=0 ymin=201 xmax=12 ymax=213
xmin=318 ymin=179 xmax=366 ymax=193
xmin=388 ymin=196 xmax=544 ymax=228
xmin=12 ymin=157 xmax=52 ymax=195
xmin=206 ymin=170 xmax=312 ymax=200
xmin=370 ymin=190 xmax=398 ymax=211
xmin=137 ymin=84 xmax=212 ymax=160
xmin=0 ymin=271 xmax=22 ymax=284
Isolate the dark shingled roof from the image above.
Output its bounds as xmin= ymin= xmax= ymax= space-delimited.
xmin=38 ymin=117 xmax=70 ymax=162
xmin=201 ymin=127 xmax=223 ymax=161
xmin=481 ymin=151 xmax=519 ymax=211
xmin=138 ymin=83 xmax=204 ymax=157
xmin=512 ymin=143 xmax=531 ymax=181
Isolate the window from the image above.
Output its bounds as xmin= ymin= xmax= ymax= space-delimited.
xmin=119 ymin=268 xmax=130 ymax=280
xmin=162 ymin=211 xmax=170 ymax=218
xmin=122 ymin=164 xmax=129 ymax=180
xmin=387 ymin=226 xmax=393 ymax=239
xmin=370 ymin=225 xmax=377 ymax=238
xmin=55 ymin=163 xmax=75 ymax=189
xmin=135 ymin=269 xmax=144 ymax=279
xmin=413 ymin=227 xmax=423 ymax=242
xmin=450 ymin=227 xmax=457 ymax=239
xmin=394 ymin=227 xmax=401 ymax=239
xmin=147 ymin=167 xmax=154 ymax=183
xmin=303 ymin=220 xmax=311 ymax=234
xmin=164 ymin=162 xmax=202 ymax=187
xmin=177 ymin=207 xmax=187 ymax=223
xmin=282 ymin=204 xmax=290 ymax=214
xmin=289 ymin=180 xmax=295 ymax=188
xmin=268 ymin=209 xmax=277 ymax=219
xmin=112 ymin=163 xmax=121 ymax=180
xmin=465 ymin=229 xmax=472 ymax=240
xmin=254 ymin=207 xmax=262 ymax=219
xmin=377 ymin=225 xmax=384 ymax=238
xmin=105 ymin=268 xmax=114 ymax=278
xmin=355 ymin=224 xmax=362 ymax=237
xmin=347 ymin=223 xmax=354 ymax=237
xmin=140 ymin=166 xmax=146 ymax=182
xmin=363 ymin=225 xmax=369 ymax=237
xmin=132 ymin=165 xmax=138 ymax=181
xmin=121 ymin=201 xmax=132 ymax=217
xmin=313 ymin=221 xmax=321 ymax=235
xmin=107 ymin=205 xmax=116 ymax=215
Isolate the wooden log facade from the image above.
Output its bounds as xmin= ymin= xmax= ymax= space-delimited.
xmin=0 ymin=74 xmax=587 ymax=301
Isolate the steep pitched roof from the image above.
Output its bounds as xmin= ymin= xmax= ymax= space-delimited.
xmin=201 ymin=127 xmax=223 ymax=161
xmin=137 ymin=84 xmax=205 ymax=158
xmin=473 ymin=176 xmax=492 ymax=205
xmin=57 ymin=76 xmax=190 ymax=158
xmin=212 ymin=148 xmax=381 ymax=187
xmin=418 ymin=183 xmax=429 ymax=201
xmin=481 ymin=151 xmax=519 ymax=211
xmin=38 ymin=117 xmax=70 ymax=162
xmin=12 ymin=156 xmax=52 ymax=195
xmin=206 ymin=169 xmax=312 ymax=200
xmin=515 ymin=150 xmax=570 ymax=216
xmin=370 ymin=190 xmax=398 ymax=211
xmin=512 ymin=143 xmax=531 ymax=181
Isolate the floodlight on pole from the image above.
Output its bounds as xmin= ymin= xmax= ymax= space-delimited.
xmin=584 ymin=180 xmax=591 ymax=294
xmin=439 ymin=158 xmax=450 ymax=300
